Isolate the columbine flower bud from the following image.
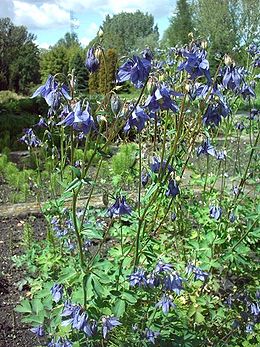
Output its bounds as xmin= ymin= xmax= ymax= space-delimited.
xmin=98 ymin=27 xmax=104 ymax=38
xmin=110 ymin=94 xmax=122 ymax=116
xmin=201 ymin=40 xmax=207 ymax=49
xmin=94 ymin=47 xmax=102 ymax=60
xmin=224 ymin=54 xmax=233 ymax=66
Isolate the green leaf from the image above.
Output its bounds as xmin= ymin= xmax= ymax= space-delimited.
xmin=195 ymin=311 xmax=205 ymax=323
xmin=121 ymin=291 xmax=137 ymax=304
xmin=113 ymin=299 xmax=126 ymax=317
xmin=15 ymin=299 xmax=32 ymax=313
xmin=70 ymin=166 xmax=81 ymax=179
xmin=31 ymin=298 xmax=44 ymax=315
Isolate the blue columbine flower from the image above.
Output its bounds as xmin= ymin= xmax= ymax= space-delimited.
xmin=156 ymin=294 xmax=176 ymax=315
xmin=101 ymin=316 xmax=121 ymax=339
xmin=48 ymin=337 xmax=73 ymax=347
xmin=51 ymin=283 xmax=63 ymax=303
xmin=222 ymin=65 xmax=243 ymax=91
xmin=141 ymin=172 xmax=150 ymax=187
xmin=154 ymin=260 xmax=173 ymax=273
xmin=30 ymin=325 xmax=45 ymax=337
xmin=209 ymin=205 xmax=222 ymax=220
xmin=240 ymin=83 xmax=256 ymax=100
xmin=216 ymin=150 xmax=226 ymax=161
xmin=164 ymin=273 xmax=184 ymax=295
xmin=166 ymin=179 xmax=180 ymax=198
xmin=245 ymin=323 xmax=254 ymax=333
xmin=229 ymin=212 xmax=236 ymax=223
xmin=129 ymin=268 xmax=147 ymax=287
xmin=146 ymin=272 xmax=160 ymax=288
xmin=124 ymin=105 xmax=149 ymax=132
xmin=57 ymin=101 xmax=95 ymax=134
xmin=178 ymin=46 xmax=211 ymax=83
xmin=144 ymin=328 xmax=160 ymax=344
xmin=61 ymin=302 xmax=96 ymax=337
xmin=150 ymin=157 xmax=173 ymax=174
xmin=117 ymin=55 xmax=151 ymax=88
xmin=108 ymin=196 xmax=132 ymax=218
xmin=197 ymin=138 xmax=216 ymax=157
xmin=203 ymin=102 xmax=229 ymax=126
xmin=85 ymin=47 xmax=100 ymax=73
xmin=20 ymin=128 xmax=41 ymax=148
xmin=187 ymin=264 xmax=209 ymax=281
xmin=235 ymin=121 xmax=245 ymax=131
xmin=144 ymin=84 xmax=180 ymax=113
xmin=32 ymin=75 xmax=71 ymax=110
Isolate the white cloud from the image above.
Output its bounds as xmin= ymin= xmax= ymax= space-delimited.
xmin=57 ymin=0 xmax=172 ymax=18
xmin=0 ymin=0 xmax=15 ymax=18
xmin=36 ymin=41 xmax=51 ymax=49
xmin=13 ymin=1 xmax=70 ymax=29
xmin=79 ymin=22 xmax=99 ymax=47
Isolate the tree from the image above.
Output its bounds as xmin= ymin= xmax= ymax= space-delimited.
xmin=0 ymin=17 xmax=40 ymax=93
xmin=192 ymin=0 xmax=240 ymax=58
xmin=162 ymin=0 xmax=193 ymax=47
xmin=40 ymin=32 xmax=83 ymax=82
xmin=69 ymin=52 xmax=89 ymax=93
xmin=88 ymin=48 xmax=118 ymax=94
xmin=90 ymin=11 xmax=159 ymax=56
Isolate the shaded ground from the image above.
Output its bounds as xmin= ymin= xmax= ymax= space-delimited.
xmin=0 ymin=216 xmax=46 ymax=347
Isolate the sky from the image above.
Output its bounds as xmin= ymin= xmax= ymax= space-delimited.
xmin=0 ymin=0 xmax=176 ymax=49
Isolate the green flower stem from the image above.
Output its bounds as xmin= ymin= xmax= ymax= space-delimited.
xmin=133 ymin=133 xmax=143 ymax=268
xmin=231 ymin=218 xmax=259 ymax=252
xmin=72 ymin=187 xmax=85 ymax=268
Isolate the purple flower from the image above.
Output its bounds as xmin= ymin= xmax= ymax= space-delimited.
xmin=197 ymin=138 xmax=216 ymax=157
xmin=30 ymin=325 xmax=45 ymax=337
xmin=240 ymin=83 xmax=256 ymax=100
xmin=141 ymin=172 xmax=150 ymax=187
xmin=146 ymin=272 xmax=160 ymax=288
xmin=48 ymin=337 xmax=72 ymax=347
xmin=222 ymin=65 xmax=243 ymax=91
xmin=145 ymin=328 xmax=160 ymax=344
xmin=35 ymin=117 xmax=47 ymax=128
xmin=178 ymin=46 xmax=211 ymax=83
xmin=101 ymin=316 xmax=121 ymax=339
xmin=164 ymin=273 xmax=184 ymax=295
xmin=216 ymin=150 xmax=226 ymax=161
xmin=249 ymin=108 xmax=259 ymax=120
xmin=117 ymin=55 xmax=151 ymax=88
xmin=209 ymin=205 xmax=222 ymax=220
xmin=229 ymin=212 xmax=236 ymax=223
xmin=235 ymin=121 xmax=245 ymax=131
xmin=156 ymin=294 xmax=176 ymax=315
xmin=85 ymin=47 xmax=99 ymax=73
xmin=32 ymin=75 xmax=56 ymax=99
xmin=32 ymin=75 xmax=71 ymax=109
xmin=20 ymin=128 xmax=41 ymax=148
xmin=144 ymin=84 xmax=179 ymax=113
xmin=51 ymin=283 xmax=63 ymax=303
xmin=150 ymin=157 xmax=173 ymax=174
xmin=245 ymin=323 xmax=254 ymax=333
xmin=61 ymin=302 xmax=96 ymax=337
xmin=57 ymin=101 xmax=95 ymax=134
xmin=108 ymin=196 xmax=132 ymax=218
xmin=129 ymin=268 xmax=147 ymax=287
xmin=250 ymin=302 xmax=260 ymax=316
xmin=124 ymin=106 xmax=149 ymax=132
xmin=233 ymin=185 xmax=240 ymax=196
xmin=154 ymin=260 xmax=173 ymax=273
xmin=187 ymin=264 xmax=209 ymax=282
xmin=166 ymin=179 xmax=180 ymax=198
xmin=203 ymin=101 xmax=229 ymax=126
